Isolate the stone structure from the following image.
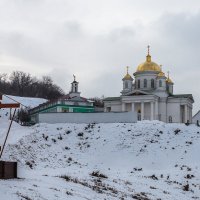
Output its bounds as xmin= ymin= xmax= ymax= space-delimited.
xmin=104 ymin=47 xmax=194 ymax=123
xmin=29 ymin=75 xmax=94 ymax=123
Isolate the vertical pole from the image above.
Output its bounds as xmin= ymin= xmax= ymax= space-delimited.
xmin=122 ymin=103 xmax=126 ymax=112
xmin=132 ymin=103 xmax=135 ymax=112
xmin=141 ymin=102 xmax=144 ymax=120
xmin=0 ymin=108 xmax=16 ymax=159
xmin=150 ymin=102 xmax=154 ymax=120
xmin=9 ymin=108 xmax=12 ymax=120
xmin=155 ymin=101 xmax=158 ymax=120
xmin=184 ymin=105 xmax=188 ymax=123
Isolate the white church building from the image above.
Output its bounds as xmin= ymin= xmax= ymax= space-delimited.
xmin=104 ymin=47 xmax=194 ymax=123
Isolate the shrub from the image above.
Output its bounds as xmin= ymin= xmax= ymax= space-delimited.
xmin=183 ymin=183 xmax=189 ymax=191
xmin=90 ymin=171 xmax=108 ymax=179
xmin=77 ymin=132 xmax=84 ymax=137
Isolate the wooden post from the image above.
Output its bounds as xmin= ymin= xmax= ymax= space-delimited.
xmin=0 ymin=108 xmax=16 ymax=159
xmin=10 ymin=108 xmax=12 ymax=120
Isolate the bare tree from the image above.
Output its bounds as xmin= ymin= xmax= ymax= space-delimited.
xmin=0 ymin=71 xmax=64 ymax=100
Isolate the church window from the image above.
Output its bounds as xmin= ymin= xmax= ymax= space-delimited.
xmin=166 ymin=85 xmax=169 ymax=92
xmin=125 ymin=81 xmax=128 ymax=89
xmin=168 ymin=116 xmax=172 ymax=123
xmin=151 ymin=79 xmax=155 ymax=88
xmin=75 ymin=84 xmax=77 ymax=92
xmin=137 ymin=109 xmax=141 ymax=121
xmin=144 ymin=79 xmax=147 ymax=88
xmin=107 ymin=107 xmax=111 ymax=112
xmin=138 ymin=79 xmax=140 ymax=89
xmin=159 ymin=80 xmax=162 ymax=87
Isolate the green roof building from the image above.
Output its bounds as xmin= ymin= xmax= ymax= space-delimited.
xmin=29 ymin=75 xmax=94 ymax=123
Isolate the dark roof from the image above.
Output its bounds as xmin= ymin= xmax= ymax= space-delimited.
xmin=169 ymin=94 xmax=194 ymax=102
xmin=29 ymin=94 xmax=91 ymax=112
xmin=58 ymin=95 xmax=88 ymax=102
xmin=103 ymin=97 xmax=121 ymax=101
xmin=126 ymin=90 xmax=151 ymax=96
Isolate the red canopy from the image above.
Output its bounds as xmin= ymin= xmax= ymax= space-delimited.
xmin=0 ymin=94 xmax=20 ymax=108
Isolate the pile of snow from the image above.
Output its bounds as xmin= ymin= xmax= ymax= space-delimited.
xmin=0 ymin=120 xmax=200 ymax=199
xmin=0 ymin=95 xmax=47 ymax=119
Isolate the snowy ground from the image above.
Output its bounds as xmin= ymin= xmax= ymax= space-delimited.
xmin=0 ymin=119 xmax=200 ymax=200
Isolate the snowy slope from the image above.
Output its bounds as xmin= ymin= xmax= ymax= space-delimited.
xmin=0 ymin=121 xmax=200 ymax=200
xmin=0 ymin=95 xmax=47 ymax=119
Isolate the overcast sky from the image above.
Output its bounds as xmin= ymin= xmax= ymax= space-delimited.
xmin=0 ymin=0 xmax=200 ymax=113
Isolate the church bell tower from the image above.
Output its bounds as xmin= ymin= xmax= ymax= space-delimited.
xmin=121 ymin=66 xmax=133 ymax=95
xmin=69 ymin=75 xmax=81 ymax=98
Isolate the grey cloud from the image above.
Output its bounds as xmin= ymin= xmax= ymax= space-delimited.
xmin=63 ymin=21 xmax=83 ymax=38
xmin=0 ymin=0 xmax=199 ymax=113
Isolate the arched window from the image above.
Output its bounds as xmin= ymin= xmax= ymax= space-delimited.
xmin=166 ymin=85 xmax=169 ymax=92
xmin=125 ymin=81 xmax=128 ymax=88
xmin=137 ymin=109 xmax=141 ymax=121
xmin=159 ymin=80 xmax=162 ymax=87
xmin=75 ymin=84 xmax=78 ymax=92
xmin=151 ymin=79 xmax=155 ymax=88
xmin=138 ymin=79 xmax=140 ymax=89
xmin=144 ymin=79 xmax=147 ymax=88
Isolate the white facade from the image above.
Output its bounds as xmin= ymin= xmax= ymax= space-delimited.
xmin=104 ymin=50 xmax=194 ymax=123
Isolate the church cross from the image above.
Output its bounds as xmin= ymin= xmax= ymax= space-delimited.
xmin=167 ymin=71 xmax=170 ymax=78
xmin=73 ymin=74 xmax=76 ymax=81
xmin=147 ymin=45 xmax=150 ymax=55
xmin=126 ymin=66 xmax=129 ymax=74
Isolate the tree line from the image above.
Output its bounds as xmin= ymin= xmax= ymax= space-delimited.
xmin=0 ymin=71 xmax=64 ymax=100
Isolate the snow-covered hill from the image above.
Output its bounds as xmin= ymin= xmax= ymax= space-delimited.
xmin=0 ymin=120 xmax=200 ymax=200
xmin=0 ymin=95 xmax=47 ymax=119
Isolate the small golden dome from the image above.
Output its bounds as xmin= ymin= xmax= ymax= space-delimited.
xmin=136 ymin=46 xmax=161 ymax=72
xmin=166 ymin=77 xmax=173 ymax=84
xmin=123 ymin=66 xmax=133 ymax=80
xmin=157 ymin=71 xmax=165 ymax=77
xmin=166 ymin=71 xmax=173 ymax=84
xmin=123 ymin=73 xmax=132 ymax=80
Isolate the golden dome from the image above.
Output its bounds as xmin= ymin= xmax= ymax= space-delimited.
xmin=166 ymin=77 xmax=173 ymax=84
xmin=157 ymin=71 xmax=165 ymax=77
xmin=123 ymin=73 xmax=132 ymax=80
xmin=136 ymin=54 xmax=161 ymax=72
xmin=136 ymin=46 xmax=161 ymax=72
xmin=166 ymin=71 xmax=173 ymax=84
xmin=123 ymin=66 xmax=133 ymax=80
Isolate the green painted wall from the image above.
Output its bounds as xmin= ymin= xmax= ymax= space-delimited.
xmin=72 ymin=107 xmax=94 ymax=113
xmin=30 ymin=104 xmax=94 ymax=115
xmin=30 ymin=103 xmax=95 ymax=123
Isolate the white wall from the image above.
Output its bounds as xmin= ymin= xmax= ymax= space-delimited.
xmin=134 ymin=72 xmax=158 ymax=90
xmin=39 ymin=112 xmax=137 ymax=124
xmin=167 ymin=102 xmax=181 ymax=123
xmin=104 ymin=101 xmax=122 ymax=112
xmin=144 ymin=102 xmax=151 ymax=120
xmin=159 ymin=101 xmax=167 ymax=122
xmin=111 ymin=104 xmax=122 ymax=112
